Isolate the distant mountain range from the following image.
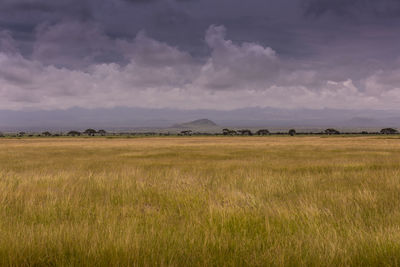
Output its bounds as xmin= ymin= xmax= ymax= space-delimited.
xmin=169 ymin=119 xmax=220 ymax=133
xmin=172 ymin=119 xmax=218 ymax=128
xmin=0 ymin=107 xmax=400 ymax=132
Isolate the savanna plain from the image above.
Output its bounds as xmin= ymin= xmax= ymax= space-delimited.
xmin=1 ymin=136 xmax=400 ymax=266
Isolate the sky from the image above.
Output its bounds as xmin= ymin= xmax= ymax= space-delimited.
xmin=1 ymin=0 xmax=400 ymax=112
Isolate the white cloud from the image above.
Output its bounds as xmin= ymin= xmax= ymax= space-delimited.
xmin=197 ymin=25 xmax=279 ymax=89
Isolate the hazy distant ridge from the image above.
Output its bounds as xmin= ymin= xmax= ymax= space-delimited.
xmin=1 ymin=107 xmax=400 ymax=131
xmin=172 ymin=119 xmax=218 ymax=128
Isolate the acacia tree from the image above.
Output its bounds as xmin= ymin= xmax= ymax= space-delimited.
xmin=222 ymin=128 xmax=237 ymax=136
xmin=289 ymin=129 xmax=296 ymax=136
xmin=84 ymin=129 xmax=97 ymax=136
xmin=380 ymin=128 xmax=398 ymax=134
xmin=256 ymin=129 xmax=270 ymax=136
xmin=98 ymin=129 xmax=107 ymax=136
xmin=238 ymin=129 xmax=253 ymax=136
xmin=42 ymin=131 xmax=52 ymax=137
xmin=325 ymin=128 xmax=340 ymax=135
xmin=180 ymin=130 xmax=193 ymax=136
xmin=67 ymin=131 xmax=81 ymax=136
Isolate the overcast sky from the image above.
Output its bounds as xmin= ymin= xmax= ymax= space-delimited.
xmin=1 ymin=0 xmax=400 ymax=111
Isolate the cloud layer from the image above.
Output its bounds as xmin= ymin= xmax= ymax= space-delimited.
xmin=1 ymin=22 xmax=400 ymax=111
xmin=1 ymin=0 xmax=400 ymax=111
xmin=302 ymin=0 xmax=400 ymax=17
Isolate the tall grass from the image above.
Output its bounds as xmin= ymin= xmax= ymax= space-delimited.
xmin=1 ymin=136 xmax=400 ymax=266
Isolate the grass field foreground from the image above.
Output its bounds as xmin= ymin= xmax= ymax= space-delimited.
xmin=1 ymin=136 xmax=400 ymax=266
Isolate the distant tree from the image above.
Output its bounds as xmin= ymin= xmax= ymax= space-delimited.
xmin=380 ymin=128 xmax=398 ymax=135
xmin=222 ymin=128 xmax=237 ymax=136
xmin=84 ymin=129 xmax=97 ymax=136
xmin=42 ymin=131 xmax=52 ymax=137
xmin=97 ymin=129 xmax=107 ymax=136
xmin=361 ymin=131 xmax=368 ymax=135
xmin=180 ymin=130 xmax=192 ymax=136
xmin=238 ymin=129 xmax=253 ymax=136
xmin=288 ymin=129 xmax=296 ymax=136
xmin=0 ymin=132 xmax=4 ymax=137
xmin=67 ymin=131 xmax=81 ymax=136
xmin=325 ymin=128 xmax=340 ymax=135
xmin=18 ymin=132 xmax=26 ymax=137
xmin=256 ymin=129 xmax=270 ymax=136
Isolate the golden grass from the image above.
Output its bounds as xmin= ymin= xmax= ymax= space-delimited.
xmin=1 ymin=136 xmax=400 ymax=266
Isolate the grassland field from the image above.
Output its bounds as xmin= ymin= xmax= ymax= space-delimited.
xmin=1 ymin=136 xmax=400 ymax=266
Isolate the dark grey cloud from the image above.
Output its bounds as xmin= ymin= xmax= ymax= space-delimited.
xmin=123 ymin=0 xmax=158 ymax=3
xmin=1 ymin=0 xmax=93 ymax=21
xmin=302 ymin=0 xmax=400 ymax=17
xmin=9 ymin=2 xmax=54 ymax=12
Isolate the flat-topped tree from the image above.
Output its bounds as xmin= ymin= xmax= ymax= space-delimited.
xmin=238 ymin=129 xmax=253 ymax=136
xmin=84 ymin=129 xmax=97 ymax=136
xmin=42 ymin=131 xmax=52 ymax=137
xmin=222 ymin=128 xmax=237 ymax=136
xmin=98 ymin=130 xmax=107 ymax=136
xmin=180 ymin=130 xmax=192 ymax=136
xmin=380 ymin=128 xmax=398 ymax=134
xmin=256 ymin=129 xmax=270 ymax=136
xmin=67 ymin=131 xmax=81 ymax=136
xmin=325 ymin=128 xmax=340 ymax=135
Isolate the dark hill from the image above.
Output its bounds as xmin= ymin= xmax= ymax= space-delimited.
xmin=172 ymin=119 xmax=218 ymax=128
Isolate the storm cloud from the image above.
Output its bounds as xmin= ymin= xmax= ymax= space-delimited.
xmin=302 ymin=0 xmax=400 ymax=17
xmin=0 ymin=0 xmax=400 ymax=111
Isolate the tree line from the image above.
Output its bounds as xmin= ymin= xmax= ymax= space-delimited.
xmin=216 ymin=127 xmax=399 ymax=136
xmin=0 ymin=127 xmax=398 ymax=137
